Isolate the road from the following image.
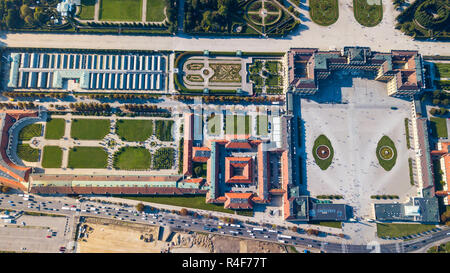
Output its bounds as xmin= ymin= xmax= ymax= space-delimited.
xmin=0 ymin=192 xmax=448 ymax=253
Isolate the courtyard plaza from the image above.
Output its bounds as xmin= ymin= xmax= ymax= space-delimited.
xmin=298 ymin=72 xmax=418 ymax=220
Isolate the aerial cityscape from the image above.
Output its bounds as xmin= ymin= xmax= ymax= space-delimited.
xmin=0 ymin=0 xmax=448 ymax=257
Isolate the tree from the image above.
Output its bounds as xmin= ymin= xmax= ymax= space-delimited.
xmin=180 ymin=208 xmax=188 ymax=216
xmin=1 ymin=185 xmax=10 ymax=193
xmin=136 ymin=202 xmax=145 ymax=212
xmin=6 ymin=9 xmax=21 ymax=29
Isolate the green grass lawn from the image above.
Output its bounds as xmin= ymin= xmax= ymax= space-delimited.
xmin=71 ymin=119 xmax=110 ymax=140
xmin=120 ymin=195 xmax=236 ymax=214
xmin=245 ymin=115 xmax=250 ymax=135
xmin=79 ymin=0 xmax=96 ymax=20
xmin=146 ymin=0 xmax=166 ymax=22
xmin=113 ymin=147 xmax=151 ymax=170
xmin=256 ymin=115 xmax=268 ymax=136
xmin=430 ymin=117 xmax=448 ymax=138
xmin=375 ymin=135 xmax=397 ymax=171
xmin=434 ymin=63 xmax=450 ymax=78
xmin=309 ymin=0 xmax=339 ymax=26
xmin=353 ymin=0 xmax=383 ymax=27
xmin=116 ymin=119 xmax=153 ymax=142
xmin=99 ymin=0 xmax=142 ymax=21
xmin=19 ymin=124 xmax=42 ymax=141
xmin=154 ymin=120 xmax=174 ymax=141
xmin=310 ymin=221 xmax=342 ymax=229
xmin=45 ymin=118 xmax=66 ymax=140
xmin=41 ymin=146 xmax=63 ymax=168
xmin=17 ymin=144 xmax=40 ymax=162
xmin=376 ymin=223 xmax=436 ymax=238
xmin=68 ymin=147 xmax=108 ymax=168
xmin=312 ymin=134 xmax=334 ymax=170
xmin=152 ymin=147 xmax=175 ymax=169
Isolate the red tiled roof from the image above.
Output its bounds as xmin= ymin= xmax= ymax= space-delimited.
xmin=225 ymin=141 xmax=252 ymax=150
xmin=29 ymin=186 xmax=208 ymax=195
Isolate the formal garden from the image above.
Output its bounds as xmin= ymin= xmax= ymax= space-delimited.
xmin=183 ymin=0 xmax=299 ymax=36
xmin=375 ymin=135 xmax=397 ymax=171
xmin=395 ymin=0 xmax=449 ymax=40
xmin=41 ymin=146 xmax=63 ymax=168
xmin=44 ymin=118 xmax=66 ymax=140
xmin=155 ymin=120 xmax=174 ymax=141
xmin=248 ymin=59 xmax=283 ymax=94
xmin=152 ymin=147 xmax=175 ymax=169
xmin=209 ymin=63 xmax=242 ymax=83
xmin=309 ymin=0 xmax=339 ymax=26
xmin=71 ymin=119 xmax=110 ymax=140
xmin=353 ymin=0 xmax=383 ymax=27
xmin=116 ymin=119 xmax=153 ymax=142
xmin=0 ymin=0 xmax=176 ymax=35
xmin=16 ymin=143 xmax=40 ymax=162
xmin=113 ymin=147 xmax=151 ymax=170
xmin=312 ymin=134 xmax=334 ymax=170
xmin=68 ymin=146 xmax=108 ymax=168
xmin=18 ymin=123 xmax=42 ymax=141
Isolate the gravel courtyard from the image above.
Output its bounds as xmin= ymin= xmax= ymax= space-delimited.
xmin=301 ymin=73 xmax=418 ymax=218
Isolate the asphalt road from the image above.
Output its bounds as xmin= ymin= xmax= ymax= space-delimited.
xmin=0 ymin=192 xmax=448 ymax=253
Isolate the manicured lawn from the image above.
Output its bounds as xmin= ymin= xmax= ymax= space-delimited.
xmin=113 ymin=147 xmax=151 ymax=170
xmin=99 ymin=0 xmax=142 ymax=21
xmin=256 ymin=115 xmax=268 ymax=136
xmin=152 ymin=147 xmax=175 ymax=169
xmin=154 ymin=120 xmax=174 ymax=141
xmin=146 ymin=0 xmax=166 ymax=22
xmin=45 ymin=118 xmax=66 ymax=140
xmin=71 ymin=119 xmax=110 ymax=140
xmin=245 ymin=115 xmax=250 ymax=135
xmin=310 ymin=221 xmax=342 ymax=229
xmin=430 ymin=117 xmax=448 ymax=138
xmin=375 ymin=135 xmax=397 ymax=171
xmin=19 ymin=124 xmax=42 ymax=141
xmin=309 ymin=0 xmax=339 ymax=26
xmin=116 ymin=119 xmax=153 ymax=142
xmin=434 ymin=63 xmax=450 ymax=78
xmin=17 ymin=144 xmax=40 ymax=162
xmin=41 ymin=146 xmax=63 ymax=168
xmin=353 ymin=0 xmax=383 ymax=27
xmin=68 ymin=147 xmax=108 ymax=169
xmin=120 ymin=195 xmax=235 ymax=214
xmin=79 ymin=0 xmax=96 ymax=20
xmin=376 ymin=223 xmax=436 ymax=238
xmin=312 ymin=134 xmax=334 ymax=170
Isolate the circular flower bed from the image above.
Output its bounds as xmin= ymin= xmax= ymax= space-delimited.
xmin=379 ymin=146 xmax=394 ymax=160
xmin=316 ymin=145 xmax=331 ymax=159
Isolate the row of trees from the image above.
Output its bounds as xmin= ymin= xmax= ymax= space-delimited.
xmin=370 ymin=195 xmax=400 ymax=199
xmin=316 ymin=195 xmax=344 ymax=200
xmin=184 ymin=0 xmax=238 ymax=33
xmin=3 ymin=91 xmax=68 ymax=99
xmin=0 ymin=101 xmax=35 ymax=109
xmin=85 ymin=21 xmax=167 ymax=28
xmin=123 ymin=104 xmax=165 ymax=112
xmin=203 ymin=95 xmax=284 ymax=104
xmin=81 ymin=93 xmax=161 ymax=100
xmin=68 ymin=102 xmax=111 ymax=112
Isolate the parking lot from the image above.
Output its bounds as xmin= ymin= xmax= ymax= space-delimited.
xmin=0 ymin=214 xmax=72 ymax=253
